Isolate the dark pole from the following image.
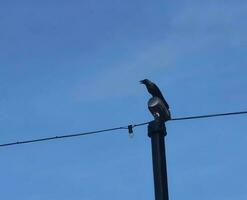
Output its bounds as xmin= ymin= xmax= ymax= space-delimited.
xmin=140 ymin=79 xmax=170 ymax=200
xmin=148 ymin=119 xmax=169 ymax=200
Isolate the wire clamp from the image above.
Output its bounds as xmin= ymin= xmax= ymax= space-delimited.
xmin=128 ymin=125 xmax=134 ymax=138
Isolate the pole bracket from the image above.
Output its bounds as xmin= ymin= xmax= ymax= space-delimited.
xmin=148 ymin=119 xmax=167 ymax=138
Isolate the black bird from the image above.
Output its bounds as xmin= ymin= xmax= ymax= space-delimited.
xmin=140 ymin=79 xmax=170 ymax=110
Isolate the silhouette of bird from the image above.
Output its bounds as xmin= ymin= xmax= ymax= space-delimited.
xmin=140 ymin=79 xmax=170 ymax=110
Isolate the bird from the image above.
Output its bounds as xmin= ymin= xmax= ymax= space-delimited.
xmin=140 ymin=79 xmax=170 ymax=110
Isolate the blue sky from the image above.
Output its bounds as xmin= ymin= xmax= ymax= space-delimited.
xmin=0 ymin=1 xmax=247 ymax=199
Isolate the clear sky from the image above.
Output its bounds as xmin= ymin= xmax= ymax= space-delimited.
xmin=0 ymin=1 xmax=247 ymax=199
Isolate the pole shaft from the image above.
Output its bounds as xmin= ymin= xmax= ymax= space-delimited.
xmin=148 ymin=120 xmax=169 ymax=200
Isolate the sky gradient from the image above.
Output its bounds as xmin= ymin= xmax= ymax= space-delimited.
xmin=0 ymin=1 xmax=247 ymax=199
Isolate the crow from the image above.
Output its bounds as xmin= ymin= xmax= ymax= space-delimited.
xmin=140 ymin=79 xmax=170 ymax=110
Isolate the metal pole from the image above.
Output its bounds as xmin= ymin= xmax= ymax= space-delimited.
xmin=148 ymin=119 xmax=169 ymax=200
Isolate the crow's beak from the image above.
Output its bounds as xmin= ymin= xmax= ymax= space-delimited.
xmin=140 ymin=80 xmax=145 ymax=84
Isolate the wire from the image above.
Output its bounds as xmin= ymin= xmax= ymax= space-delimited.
xmin=0 ymin=126 xmax=128 ymax=147
xmin=0 ymin=110 xmax=247 ymax=148
xmin=170 ymin=111 xmax=247 ymax=121
xmin=133 ymin=121 xmax=150 ymax=127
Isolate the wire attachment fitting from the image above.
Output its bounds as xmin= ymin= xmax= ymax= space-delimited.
xmin=128 ymin=125 xmax=134 ymax=138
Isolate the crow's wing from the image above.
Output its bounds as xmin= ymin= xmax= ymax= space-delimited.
xmin=150 ymin=83 xmax=170 ymax=109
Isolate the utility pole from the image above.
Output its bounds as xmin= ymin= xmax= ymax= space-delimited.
xmin=140 ymin=79 xmax=171 ymax=200
xmin=148 ymin=119 xmax=169 ymax=200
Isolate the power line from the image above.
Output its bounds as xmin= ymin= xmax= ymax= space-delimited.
xmin=170 ymin=111 xmax=247 ymax=121
xmin=1 ymin=110 xmax=247 ymax=148
xmin=0 ymin=126 xmax=128 ymax=147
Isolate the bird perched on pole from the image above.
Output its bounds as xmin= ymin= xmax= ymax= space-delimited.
xmin=140 ymin=79 xmax=171 ymax=120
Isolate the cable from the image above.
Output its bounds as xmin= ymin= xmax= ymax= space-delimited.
xmin=0 ymin=126 xmax=128 ymax=147
xmin=133 ymin=121 xmax=150 ymax=127
xmin=1 ymin=110 xmax=247 ymax=148
xmin=170 ymin=111 xmax=247 ymax=121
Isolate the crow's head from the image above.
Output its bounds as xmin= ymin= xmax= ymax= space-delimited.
xmin=140 ymin=79 xmax=152 ymax=85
